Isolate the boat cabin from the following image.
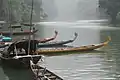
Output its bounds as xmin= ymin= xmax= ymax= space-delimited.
xmin=6 ymin=40 xmax=39 ymax=55
xmin=1 ymin=40 xmax=42 ymax=65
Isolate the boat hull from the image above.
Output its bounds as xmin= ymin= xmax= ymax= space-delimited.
xmin=36 ymin=36 xmax=111 ymax=55
xmin=0 ymin=56 xmax=30 ymax=69
xmin=0 ymin=44 xmax=9 ymax=48
xmin=0 ymin=30 xmax=38 ymax=35
xmin=38 ymin=40 xmax=75 ymax=48
xmin=38 ymin=32 xmax=78 ymax=47
xmin=36 ymin=44 xmax=104 ymax=55
xmin=0 ymin=54 xmax=42 ymax=69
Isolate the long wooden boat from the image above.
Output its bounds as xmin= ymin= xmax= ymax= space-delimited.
xmin=0 ymin=29 xmax=38 ymax=35
xmin=38 ymin=32 xmax=78 ymax=47
xmin=21 ymin=23 xmax=35 ymax=26
xmin=0 ymin=31 xmax=58 ymax=48
xmin=0 ymin=24 xmax=38 ymax=35
xmin=35 ymin=36 xmax=111 ymax=55
xmin=30 ymin=60 xmax=63 ymax=80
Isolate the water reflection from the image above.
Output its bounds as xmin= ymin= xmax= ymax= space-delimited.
xmin=99 ymin=30 xmax=120 ymax=79
xmin=0 ymin=64 xmax=34 ymax=80
xmin=44 ymin=50 xmax=106 ymax=57
xmin=0 ymin=67 xmax=6 ymax=80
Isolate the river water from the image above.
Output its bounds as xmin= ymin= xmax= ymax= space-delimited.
xmin=35 ymin=20 xmax=120 ymax=80
xmin=0 ymin=20 xmax=120 ymax=80
xmin=0 ymin=20 xmax=119 ymax=80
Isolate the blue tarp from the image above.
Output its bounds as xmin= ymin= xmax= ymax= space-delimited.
xmin=0 ymin=35 xmax=12 ymax=42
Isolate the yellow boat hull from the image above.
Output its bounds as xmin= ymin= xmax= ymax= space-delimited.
xmin=35 ymin=36 xmax=111 ymax=55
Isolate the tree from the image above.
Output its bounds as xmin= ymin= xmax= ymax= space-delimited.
xmin=8 ymin=0 xmax=34 ymax=23
xmin=99 ymin=0 xmax=120 ymax=25
xmin=0 ymin=0 xmax=47 ymax=23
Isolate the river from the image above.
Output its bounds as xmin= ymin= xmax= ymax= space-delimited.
xmin=35 ymin=20 xmax=120 ymax=80
xmin=0 ymin=20 xmax=120 ymax=80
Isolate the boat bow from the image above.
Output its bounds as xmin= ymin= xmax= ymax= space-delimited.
xmin=38 ymin=30 xmax=58 ymax=43
xmin=102 ymin=36 xmax=111 ymax=46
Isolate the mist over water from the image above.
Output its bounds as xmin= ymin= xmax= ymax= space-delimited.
xmin=42 ymin=0 xmax=105 ymax=21
xmin=54 ymin=0 xmax=78 ymax=21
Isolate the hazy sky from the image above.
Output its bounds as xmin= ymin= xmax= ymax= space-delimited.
xmin=42 ymin=0 xmax=103 ymax=21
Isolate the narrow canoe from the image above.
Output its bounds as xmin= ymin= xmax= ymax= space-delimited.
xmin=38 ymin=32 xmax=78 ymax=47
xmin=0 ymin=31 xmax=58 ymax=48
xmin=0 ymin=29 xmax=38 ymax=35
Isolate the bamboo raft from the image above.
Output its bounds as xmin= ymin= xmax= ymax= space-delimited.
xmin=30 ymin=61 xmax=63 ymax=80
xmin=35 ymin=36 xmax=111 ymax=55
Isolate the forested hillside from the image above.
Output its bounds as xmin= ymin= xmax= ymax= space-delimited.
xmin=0 ymin=0 xmax=47 ymax=23
xmin=99 ymin=0 xmax=120 ymax=25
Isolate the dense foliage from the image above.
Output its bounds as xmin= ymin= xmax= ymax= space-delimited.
xmin=8 ymin=0 xmax=36 ymax=23
xmin=8 ymin=0 xmax=47 ymax=23
xmin=99 ymin=0 xmax=120 ymax=25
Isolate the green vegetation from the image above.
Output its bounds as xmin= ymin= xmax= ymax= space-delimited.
xmin=99 ymin=0 xmax=120 ymax=25
xmin=8 ymin=0 xmax=35 ymax=23
xmin=8 ymin=0 xmax=47 ymax=23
